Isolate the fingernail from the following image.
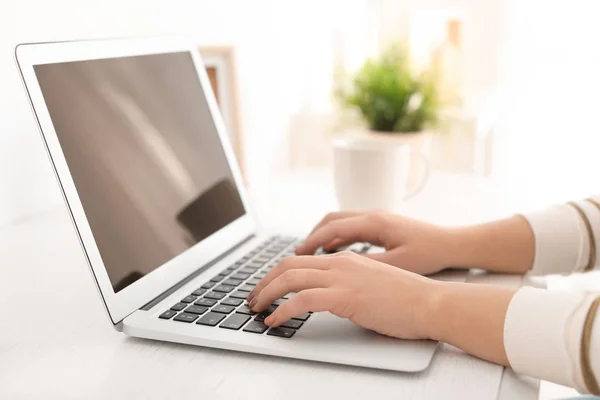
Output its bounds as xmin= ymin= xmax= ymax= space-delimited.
xmin=248 ymin=289 xmax=256 ymax=300
xmin=249 ymin=297 xmax=258 ymax=309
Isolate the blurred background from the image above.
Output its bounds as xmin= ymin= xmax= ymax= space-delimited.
xmin=2 ymin=0 xmax=600 ymax=228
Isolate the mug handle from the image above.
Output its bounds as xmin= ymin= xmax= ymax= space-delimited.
xmin=402 ymin=151 xmax=431 ymax=200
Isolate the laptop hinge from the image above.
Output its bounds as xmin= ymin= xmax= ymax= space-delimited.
xmin=140 ymin=234 xmax=256 ymax=311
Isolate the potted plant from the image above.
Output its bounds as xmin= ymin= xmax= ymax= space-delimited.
xmin=336 ymin=45 xmax=440 ymax=149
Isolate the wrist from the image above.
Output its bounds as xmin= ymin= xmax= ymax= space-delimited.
xmin=442 ymin=216 xmax=535 ymax=274
xmin=424 ymin=281 xmax=462 ymax=342
xmin=437 ymin=227 xmax=471 ymax=270
xmin=423 ymin=281 xmax=518 ymax=366
xmin=418 ymin=280 xmax=453 ymax=341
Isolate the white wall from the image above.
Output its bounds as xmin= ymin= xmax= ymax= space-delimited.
xmin=492 ymin=0 xmax=600 ymax=210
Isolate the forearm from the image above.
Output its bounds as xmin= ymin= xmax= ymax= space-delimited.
xmin=426 ymin=282 xmax=517 ymax=366
xmin=423 ymin=282 xmax=600 ymax=394
xmin=445 ymin=215 xmax=535 ymax=274
xmin=444 ymin=196 xmax=600 ymax=276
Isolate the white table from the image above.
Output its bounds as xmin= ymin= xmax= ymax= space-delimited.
xmin=0 ymin=171 xmax=541 ymax=400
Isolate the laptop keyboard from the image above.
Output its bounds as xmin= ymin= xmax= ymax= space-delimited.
xmin=158 ymin=236 xmax=372 ymax=338
xmin=157 ymin=236 xmax=305 ymax=338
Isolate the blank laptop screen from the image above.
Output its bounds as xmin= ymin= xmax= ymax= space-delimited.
xmin=34 ymin=52 xmax=246 ymax=293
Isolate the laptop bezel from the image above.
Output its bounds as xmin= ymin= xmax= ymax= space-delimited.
xmin=15 ymin=37 xmax=258 ymax=326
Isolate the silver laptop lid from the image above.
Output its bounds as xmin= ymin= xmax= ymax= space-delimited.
xmin=16 ymin=38 xmax=257 ymax=325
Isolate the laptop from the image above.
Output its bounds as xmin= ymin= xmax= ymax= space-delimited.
xmin=15 ymin=37 xmax=444 ymax=372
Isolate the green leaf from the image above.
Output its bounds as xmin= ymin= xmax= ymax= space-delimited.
xmin=339 ymin=45 xmax=439 ymax=133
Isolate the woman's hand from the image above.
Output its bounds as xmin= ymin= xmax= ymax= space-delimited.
xmin=248 ymin=251 xmax=517 ymax=367
xmin=295 ymin=210 xmax=456 ymax=275
xmin=248 ymin=251 xmax=442 ymax=340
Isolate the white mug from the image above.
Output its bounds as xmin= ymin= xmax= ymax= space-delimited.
xmin=332 ymin=137 xmax=430 ymax=211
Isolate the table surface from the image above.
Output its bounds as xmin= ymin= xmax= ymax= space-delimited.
xmin=0 ymin=171 xmax=541 ymax=400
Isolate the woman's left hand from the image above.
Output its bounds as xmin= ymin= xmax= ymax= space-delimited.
xmin=247 ymin=251 xmax=442 ymax=340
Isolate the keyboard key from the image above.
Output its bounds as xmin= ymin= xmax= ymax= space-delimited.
xmin=254 ymin=306 xmax=277 ymax=322
xmin=265 ymin=305 xmax=278 ymax=313
xmin=181 ymin=295 xmax=197 ymax=303
xmin=194 ymin=298 xmax=217 ymax=307
xmin=238 ymin=284 xmax=255 ymax=292
xmin=281 ymin=319 xmax=303 ymax=329
xmin=205 ymin=291 xmax=226 ymax=300
xmin=174 ymin=313 xmax=198 ymax=323
xmin=213 ymin=305 xmax=235 ymax=314
xmin=201 ymin=281 xmax=215 ymax=289
xmin=255 ymin=272 xmax=267 ymax=279
xmin=230 ymin=290 xmax=249 ymax=300
xmin=214 ymin=285 xmax=235 ymax=293
xmin=231 ymin=272 xmax=250 ymax=280
xmin=170 ymin=303 xmax=187 ymax=311
xmin=255 ymin=256 xmax=271 ymax=263
xmin=185 ymin=305 xmax=208 ymax=315
xmin=272 ymin=298 xmax=286 ymax=306
xmin=247 ymin=278 xmax=261 ymax=285
xmin=254 ymin=313 xmax=268 ymax=323
xmin=222 ymin=278 xmax=243 ymax=286
xmin=196 ymin=312 xmax=226 ymax=326
xmin=236 ymin=305 xmax=257 ymax=315
xmin=210 ymin=275 xmax=226 ymax=282
xmin=220 ymin=314 xmax=251 ymax=330
xmin=243 ymin=321 xmax=269 ymax=334
xmin=224 ymin=266 xmax=237 ymax=274
xmin=292 ymin=313 xmax=311 ymax=321
xmin=241 ymin=267 xmax=258 ymax=274
xmin=191 ymin=288 xmax=207 ymax=296
xmin=221 ymin=297 xmax=243 ymax=307
xmin=267 ymin=327 xmax=296 ymax=338
xmin=159 ymin=310 xmax=177 ymax=319
xmin=249 ymin=261 xmax=264 ymax=268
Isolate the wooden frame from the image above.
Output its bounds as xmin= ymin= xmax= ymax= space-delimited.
xmin=199 ymin=46 xmax=246 ymax=180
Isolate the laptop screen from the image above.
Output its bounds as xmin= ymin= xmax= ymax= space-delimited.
xmin=34 ymin=52 xmax=246 ymax=293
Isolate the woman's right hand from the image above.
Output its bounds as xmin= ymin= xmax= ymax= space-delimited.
xmin=249 ymin=250 xmax=516 ymax=367
xmin=295 ymin=210 xmax=458 ymax=276
xmin=248 ymin=251 xmax=442 ymax=340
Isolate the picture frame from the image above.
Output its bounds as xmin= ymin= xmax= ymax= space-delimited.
xmin=199 ymin=46 xmax=245 ymax=180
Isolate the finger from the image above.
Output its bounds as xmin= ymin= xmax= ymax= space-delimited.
xmin=307 ymin=211 xmax=362 ymax=236
xmin=251 ymin=269 xmax=331 ymax=311
xmin=265 ymin=288 xmax=337 ymax=327
xmin=296 ymin=215 xmax=381 ymax=255
xmin=249 ymin=255 xmax=332 ymax=301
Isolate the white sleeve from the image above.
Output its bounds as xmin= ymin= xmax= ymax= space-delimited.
xmin=521 ymin=196 xmax=600 ymax=275
xmin=504 ymin=287 xmax=600 ymax=394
